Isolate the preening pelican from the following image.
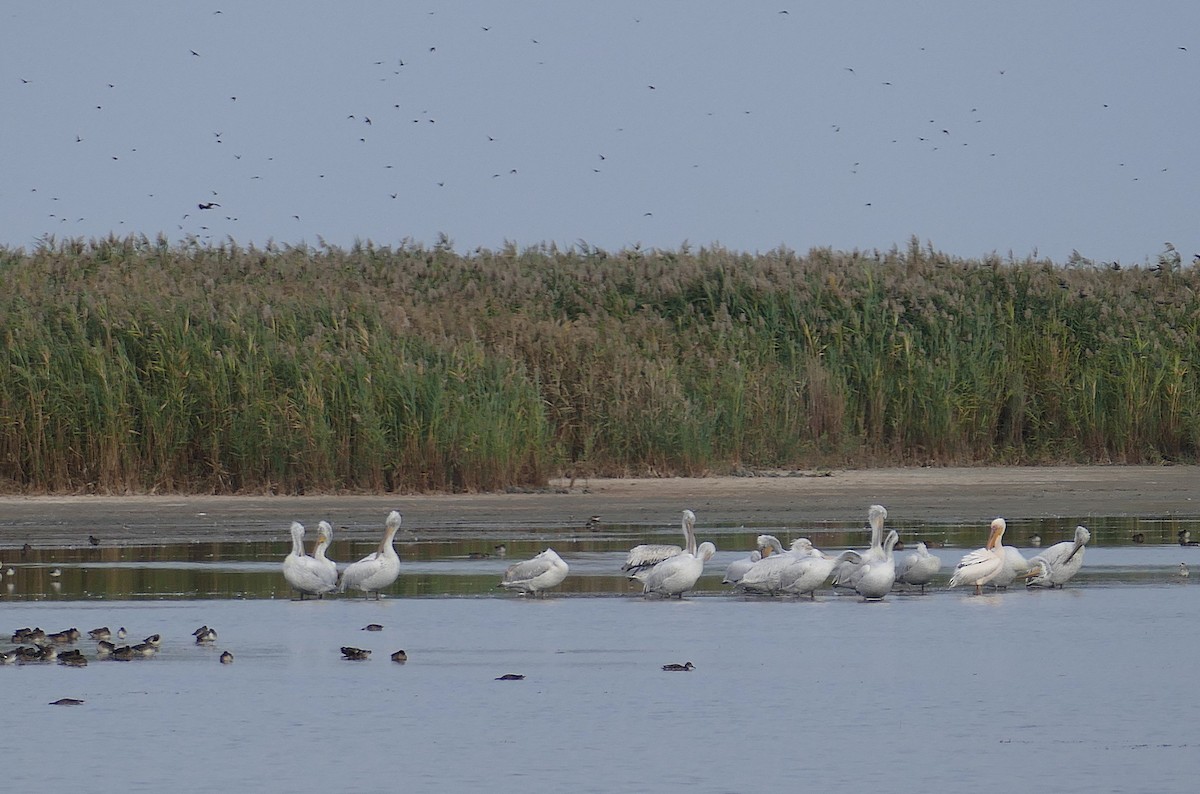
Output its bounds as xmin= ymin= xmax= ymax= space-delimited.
xmin=282 ymin=522 xmax=337 ymax=599
xmin=895 ymin=541 xmax=942 ymax=592
xmin=947 ymin=518 xmax=1007 ymax=595
xmin=853 ymin=529 xmax=899 ymax=599
xmin=832 ymin=505 xmax=888 ymax=590
xmin=622 ymin=510 xmax=697 ymax=576
xmin=1025 ymin=526 xmax=1090 ymax=588
xmin=737 ymin=539 xmax=817 ymax=595
xmin=779 ymin=546 xmax=851 ymax=599
xmin=312 ymin=521 xmax=339 ymax=592
xmin=337 ymin=511 xmax=402 ymax=598
xmin=637 ymin=541 xmax=716 ymax=597
xmin=722 ymin=550 xmax=762 ymax=585
xmin=500 ymin=548 xmax=569 ymax=596
xmin=756 ymin=534 xmax=786 ymax=557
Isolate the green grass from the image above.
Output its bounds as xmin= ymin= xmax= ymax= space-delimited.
xmin=0 ymin=234 xmax=1196 ymax=493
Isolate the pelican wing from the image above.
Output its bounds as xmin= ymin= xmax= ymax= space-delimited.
xmin=622 ymin=544 xmax=682 ymax=574
xmin=503 ymin=556 xmax=557 ymax=585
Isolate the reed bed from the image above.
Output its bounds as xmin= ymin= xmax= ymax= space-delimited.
xmin=0 ymin=234 xmax=1196 ymax=494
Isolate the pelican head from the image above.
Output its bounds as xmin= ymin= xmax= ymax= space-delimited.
xmin=1062 ymin=525 xmax=1090 ymax=563
xmin=790 ymin=538 xmax=814 ymax=554
xmin=986 ymin=518 xmax=1006 ymax=549
xmin=682 ymin=509 xmax=696 ymax=528
xmin=317 ymin=520 xmax=333 ymax=544
xmin=696 ymin=542 xmax=717 ymax=562
xmin=868 ymin=504 xmax=887 ymax=530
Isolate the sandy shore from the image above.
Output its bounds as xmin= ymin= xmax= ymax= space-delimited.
xmin=0 ymin=465 xmax=1196 ymax=547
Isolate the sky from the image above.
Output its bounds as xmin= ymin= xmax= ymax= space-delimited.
xmin=3 ymin=2 xmax=1198 ymax=265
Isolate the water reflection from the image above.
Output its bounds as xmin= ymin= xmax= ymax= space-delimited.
xmin=1 ymin=515 xmax=1197 ymax=601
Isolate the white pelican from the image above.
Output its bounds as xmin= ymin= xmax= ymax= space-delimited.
xmin=851 ymin=529 xmax=899 ymax=599
xmin=832 ymin=504 xmax=888 ymax=590
xmin=312 ymin=521 xmax=339 ymax=592
xmin=1025 ymin=526 xmax=1090 ymax=588
xmin=737 ymin=539 xmax=817 ymax=595
xmin=989 ymin=545 xmax=1031 ymax=590
xmin=947 ymin=518 xmax=1007 ymax=595
xmin=282 ymin=522 xmax=337 ymax=599
xmin=756 ymin=534 xmax=785 ymax=557
xmin=721 ymin=550 xmax=762 ymax=585
xmin=622 ymin=510 xmax=697 ymax=576
xmin=337 ymin=511 xmax=403 ymax=598
xmin=895 ymin=541 xmax=942 ymax=592
xmin=500 ymin=548 xmax=569 ymax=596
xmin=779 ymin=546 xmax=853 ymax=598
xmin=636 ymin=541 xmax=716 ymax=597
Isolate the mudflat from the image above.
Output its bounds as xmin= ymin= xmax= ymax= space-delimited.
xmin=0 ymin=465 xmax=1196 ymax=547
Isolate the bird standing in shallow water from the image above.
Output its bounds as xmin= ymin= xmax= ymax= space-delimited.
xmin=500 ymin=548 xmax=569 ymax=596
xmin=1179 ymin=563 xmax=1189 ymax=578
xmin=338 ymin=511 xmax=403 ymax=598
xmin=948 ymin=518 xmax=1008 ymax=595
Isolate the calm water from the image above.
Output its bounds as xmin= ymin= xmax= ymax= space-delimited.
xmin=3 ymin=515 xmax=1199 ymax=792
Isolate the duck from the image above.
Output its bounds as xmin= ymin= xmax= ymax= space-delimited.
xmin=143 ymin=634 xmax=161 ymax=647
xmin=1026 ymin=526 xmax=1091 ymax=588
xmin=340 ymin=647 xmax=371 ymax=660
xmin=622 ymin=510 xmax=697 ymax=576
xmin=195 ymin=627 xmax=218 ymax=644
xmin=112 ymin=645 xmax=135 ymax=661
xmin=895 ymin=541 xmax=942 ymax=593
xmin=1029 ymin=534 xmax=1043 ymax=547
xmin=391 ymin=650 xmax=408 ymax=663
xmin=59 ymin=652 xmax=87 ymax=667
xmin=88 ymin=627 xmax=111 ymax=641
xmin=495 ymin=673 xmax=525 ymax=680
xmin=1180 ymin=529 xmax=1199 ymax=547
xmin=1131 ymin=532 xmax=1146 ymax=544
xmin=0 ymin=651 xmax=14 ymax=665
xmin=947 ymin=518 xmax=1008 ymax=595
xmin=282 ymin=522 xmax=338 ymax=599
xmin=338 ymin=511 xmax=403 ymax=598
xmin=662 ymin=662 xmax=695 ymax=672
xmin=1179 ymin=562 xmax=1190 ymax=578
xmin=362 ymin=624 xmax=384 ymax=632
xmin=96 ymin=641 xmax=115 ymax=657
xmin=500 ymin=548 xmax=569 ymax=596
xmin=635 ymin=541 xmax=716 ymax=598
xmin=219 ymin=650 xmax=234 ymax=664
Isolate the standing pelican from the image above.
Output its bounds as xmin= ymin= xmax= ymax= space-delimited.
xmin=947 ymin=518 xmax=1007 ymax=595
xmin=1025 ymin=526 xmax=1090 ymax=588
xmin=312 ymin=521 xmax=339 ymax=592
xmin=779 ymin=546 xmax=852 ymax=599
xmin=622 ymin=510 xmax=697 ymax=576
xmin=722 ymin=549 xmax=762 ymax=585
xmin=500 ymin=548 xmax=569 ymax=596
xmin=895 ymin=541 xmax=942 ymax=593
xmin=637 ymin=541 xmax=716 ymax=597
xmin=832 ymin=505 xmax=888 ymax=590
xmin=282 ymin=522 xmax=337 ymax=599
xmin=852 ymin=529 xmax=900 ymax=599
xmin=338 ymin=511 xmax=402 ymax=598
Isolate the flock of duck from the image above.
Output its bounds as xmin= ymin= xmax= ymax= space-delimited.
xmin=2 ymin=623 xmax=232 ymax=669
xmin=279 ymin=505 xmax=1103 ymax=601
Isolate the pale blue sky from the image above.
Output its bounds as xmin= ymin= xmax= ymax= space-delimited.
xmin=3 ymin=2 xmax=1197 ymax=263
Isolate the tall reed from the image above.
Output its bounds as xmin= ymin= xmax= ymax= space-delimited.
xmin=0 ymin=234 xmax=1196 ymax=493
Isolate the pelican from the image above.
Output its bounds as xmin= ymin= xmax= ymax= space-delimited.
xmin=851 ymin=529 xmax=900 ymax=599
xmin=622 ymin=510 xmax=697 ymax=576
xmin=895 ymin=541 xmax=942 ymax=592
xmin=312 ymin=521 xmax=339 ymax=592
xmin=989 ymin=545 xmax=1031 ymax=589
xmin=500 ymin=548 xmax=569 ymax=596
xmin=282 ymin=522 xmax=336 ymax=599
xmin=832 ymin=505 xmax=888 ymax=590
xmin=636 ymin=541 xmax=716 ymax=597
xmin=722 ymin=549 xmax=762 ymax=585
xmin=738 ymin=539 xmax=817 ymax=595
xmin=947 ymin=518 xmax=1007 ymax=595
xmin=779 ymin=546 xmax=853 ymax=599
xmin=1025 ymin=526 xmax=1090 ymax=588
xmin=755 ymin=535 xmax=786 ymax=557
xmin=338 ymin=511 xmax=403 ymax=598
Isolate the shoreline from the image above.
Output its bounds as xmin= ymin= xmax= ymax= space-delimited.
xmin=0 ymin=465 xmax=1196 ymax=547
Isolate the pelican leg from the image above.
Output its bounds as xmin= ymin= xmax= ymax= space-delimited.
xmin=973 ymin=583 xmax=983 ymax=595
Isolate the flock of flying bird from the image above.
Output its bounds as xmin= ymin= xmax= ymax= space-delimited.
xmin=279 ymin=504 xmax=1102 ymax=602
